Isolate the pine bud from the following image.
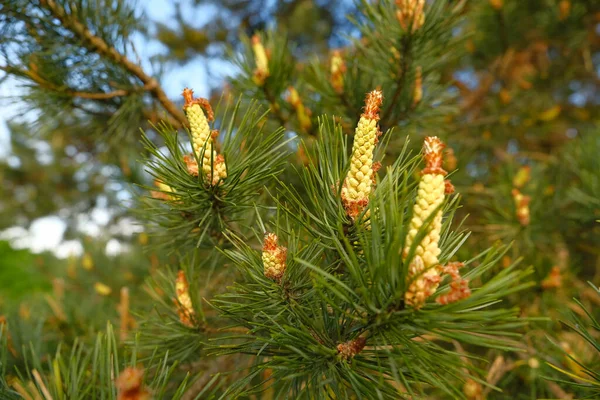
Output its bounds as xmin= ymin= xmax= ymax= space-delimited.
xmin=262 ymin=233 xmax=287 ymax=282
xmin=463 ymin=378 xmax=482 ymax=400
xmin=116 ymin=367 xmax=151 ymax=400
xmin=341 ymin=90 xmax=383 ymax=221
xmin=489 ymin=0 xmax=503 ymax=10
xmin=559 ymin=0 xmax=571 ymax=20
xmin=404 ymin=137 xmax=450 ymax=308
xmin=337 ymin=337 xmax=366 ymax=360
xmin=330 ymin=49 xmax=346 ymax=93
xmin=511 ymin=188 xmax=531 ymax=226
xmin=252 ymin=34 xmax=270 ymax=86
xmin=287 ymin=87 xmax=312 ymax=132
xmin=182 ymin=88 xmax=227 ymax=186
xmin=94 ymin=282 xmax=112 ymax=296
xmin=151 ymin=179 xmax=174 ymax=201
xmin=412 ymin=66 xmax=423 ymax=106
xmin=396 ymin=0 xmax=425 ymax=33
xmin=175 ymin=270 xmax=195 ymax=327
xmin=512 ymin=166 xmax=531 ymax=188
xmin=541 ymin=266 xmax=562 ymax=289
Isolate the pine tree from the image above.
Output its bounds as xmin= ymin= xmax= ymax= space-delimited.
xmin=1 ymin=0 xmax=599 ymax=398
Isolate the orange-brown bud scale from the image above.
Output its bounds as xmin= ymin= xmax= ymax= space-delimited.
xmin=182 ymin=88 xmax=214 ymax=121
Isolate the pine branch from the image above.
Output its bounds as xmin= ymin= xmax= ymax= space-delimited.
xmin=39 ymin=0 xmax=188 ymax=128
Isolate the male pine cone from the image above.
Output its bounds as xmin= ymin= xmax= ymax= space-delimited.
xmin=182 ymin=88 xmax=227 ymax=186
xmin=341 ymin=90 xmax=383 ymax=221
xmin=404 ymin=136 xmax=450 ymax=308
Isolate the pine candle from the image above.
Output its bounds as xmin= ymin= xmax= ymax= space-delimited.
xmin=404 ymin=136 xmax=449 ymax=308
xmin=341 ymin=90 xmax=383 ymax=221
xmin=182 ymin=88 xmax=227 ymax=186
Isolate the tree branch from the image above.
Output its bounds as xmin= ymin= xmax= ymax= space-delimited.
xmin=39 ymin=0 xmax=188 ymax=128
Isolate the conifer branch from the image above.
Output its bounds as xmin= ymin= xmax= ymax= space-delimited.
xmin=39 ymin=0 xmax=188 ymax=128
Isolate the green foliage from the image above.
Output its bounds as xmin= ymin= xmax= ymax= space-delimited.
xmin=137 ymin=98 xmax=290 ymax=251
xmin=212 ymin=120 xmax=533 ymax=399
xmin=548 ymin=283 xmax=600 ymax=399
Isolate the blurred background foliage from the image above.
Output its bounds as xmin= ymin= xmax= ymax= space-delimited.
xmin=0 ymin=0 xmax=598 ymax=398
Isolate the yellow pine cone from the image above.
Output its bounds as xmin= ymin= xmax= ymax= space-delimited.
xmin=396 ymin=0 xmax=425 ymax=33
xmin=182 ymin=88 xmax=227 ymax=186
xmin=404 ymin=136 xmax=450 ymax=308
xmin=252 ymin=34 xmax=270 ymax=85
xmin=341 ymin=90 xmax=383 ymax=221
xmin=262 ymin=233 xmax=287 ymax=282
xmin=330 ymin=49 xmax=346 ymax=93
xmin=287 ymin=87 xmax=312 ymax=132
xmin=175 ymin=270 xmax=195 ymax=327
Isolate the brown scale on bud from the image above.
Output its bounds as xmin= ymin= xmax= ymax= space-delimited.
xmin=444 ymin=180 xmax=455 ymax=195
xmin=183 ymin=154 xmax=199 ymax=176
xmin=422 ymin=136 xmax=447 ymax=176
xmin=262 ymin=233 xmax=287 ymax=282
xmin=337 ymin=337 xmax=366 ymax=360
xmin=436 ymin=262 xmax=471 ymax=305
xmin=362 ymin=90 xmax=384 ymax=121
xmin=541 ymin=266 xmax=562 ymax=289
xmin=182 ymin=88 xmax=214 ymax=121
xmin=116 ymin=367 xmax=151 ymax=400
